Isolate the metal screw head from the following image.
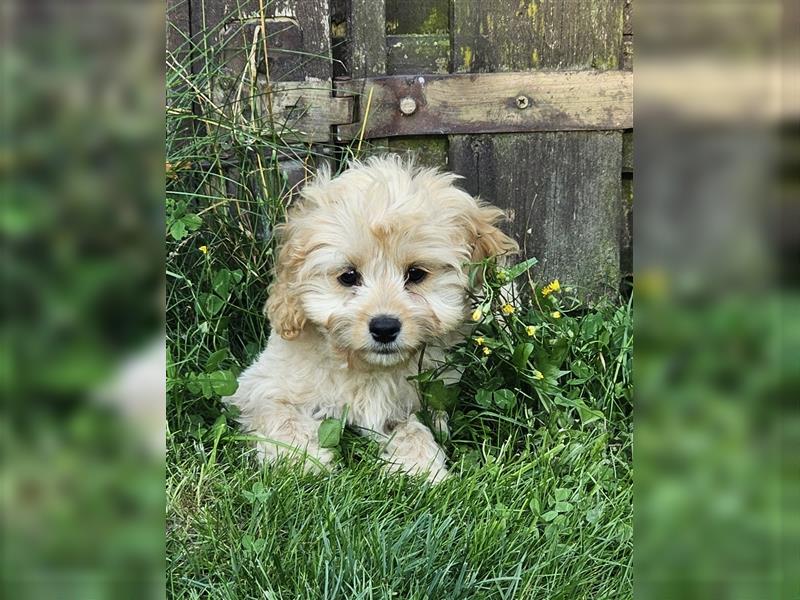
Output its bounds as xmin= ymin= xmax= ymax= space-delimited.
xmin=399 ymin=96 xmax=417 ymax=115
xmin=515 ymin=95 xmax=530 ymax=109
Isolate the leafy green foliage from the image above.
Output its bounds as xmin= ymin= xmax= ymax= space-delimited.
xmin=318 ymin=418 xmax=344 ymax=448
xmin=415 ymin=262 xmax=632 ymax=458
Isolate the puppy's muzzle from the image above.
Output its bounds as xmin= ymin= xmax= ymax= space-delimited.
xmin=369 ymin=315 xmax=401 ymax=344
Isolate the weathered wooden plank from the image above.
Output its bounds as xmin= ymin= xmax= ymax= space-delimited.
xmin=620 ymin=0 xmax=632 ymax=284
xmin=166 ymin=0 xmax=190 ymax=57
xmin=330 ymin=0 xmax=348 ymax=79
xmin=387 ymin=136 xmax=448 ymax=169
xmin=386 ymin=0 xmax=449 ymax=34
xmin=259 ymin=82 xmax=354 ymax=143
xmin=344 ymin=0 xmax=386 ymax=79
xmin=449 ymin=0 xmax=625 ymax=296
xmin=452 ymin=0 xmax=624 ymax=73
xmin=620 ymin=175 xmax=633 ymax=278
xmin=450 ymin=132 xmax=623 ymax=296
xmin=385 ymin=1 xmax=450 ymax=169
xmin=217 ymin=18 xmax=307 ymax=82
xmin=622 ymin=1 xmax=633 ymax=70
xmin=623 ymin=0 xmax=633 ymax=35
xmin=622 ymin=36 xmax=634 ymax=70
xmin=340 ymin=0 xmax=389 ymax=154
xmin=167 ymin=0 xmax=194 ymax=144
xmin=211 ymin=80 xmax=353 ymax=143
xmin=190 ymin=0 xmax=331 ymax=81
xmin=387 ymin=34 xmax=450 ymax=75
xmin=336 ymin=71 xmax=632 ymax=139
xmin=622 ymin=130 xmax=633 ymax=173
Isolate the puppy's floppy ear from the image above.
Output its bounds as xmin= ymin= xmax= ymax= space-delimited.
xmin=264 ymin=167 xmax=335 ymax=339
xmin=264 ymin=221 xmax=307 ymax=340
xmin=467 ymin=202 xmax=519 ymax=261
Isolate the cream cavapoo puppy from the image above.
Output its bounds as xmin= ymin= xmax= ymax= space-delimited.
xmin=225 ymin=155 xmax=517 ymax=482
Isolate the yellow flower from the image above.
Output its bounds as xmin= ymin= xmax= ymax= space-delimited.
xmin=533 ymin=369 xmax=544 ymax=380
xmin=501 ymin=303 xmax=515 ymax=315
xmin=199 ymin=245 xmax=209 ymax=254
xmin=541 ymin=279 xmax=561 ymax=297
xmin=496 ymin=269 xmax=508 ymax=282
xmin=482 ymin=346 xmax=492 ymax=356
xmin=474 ymin=336 xmax=485 ymax=346
xmin=471 ymin=308 xmax=483 ymax=322
xmin=525 ymin=325 xmax=537 ymax=337
xmin=551 ymin=311 xmax=561 ymax=319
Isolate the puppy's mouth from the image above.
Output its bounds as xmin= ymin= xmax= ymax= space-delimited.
xmin=373 ymin=346 xmax=400 ymax=355
xmin=363 ymin=343 xmax=412 ymax=366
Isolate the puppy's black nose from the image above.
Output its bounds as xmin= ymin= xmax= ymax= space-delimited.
xmin=369 ymin=315 xmax=401 ymax=343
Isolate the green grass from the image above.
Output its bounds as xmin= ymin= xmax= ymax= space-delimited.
xmin=168 ymin=424 xmax=630 ymax=599
xmin=166 ymin=6 xmax=632 ymax=598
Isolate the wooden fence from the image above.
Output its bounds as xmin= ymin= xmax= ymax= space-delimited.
xmin=167 ymin=0 xmax=633 ymax=296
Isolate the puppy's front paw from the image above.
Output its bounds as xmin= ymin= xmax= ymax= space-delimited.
xmin=380 ymin=414 xmax=450 ymax=484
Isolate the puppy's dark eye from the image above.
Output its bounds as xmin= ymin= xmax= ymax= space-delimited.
xmin=337 ymin=269 xmax=361 ymax=287
xmin=405 ymin=266 xmax=428 ymax=285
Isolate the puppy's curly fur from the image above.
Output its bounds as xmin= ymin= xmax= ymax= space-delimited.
xmin=225 ymin=155 xmax=517 ymax=482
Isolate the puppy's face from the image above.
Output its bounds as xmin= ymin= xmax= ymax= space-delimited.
xmin=266 ymin=157 xmax=517 ymax=368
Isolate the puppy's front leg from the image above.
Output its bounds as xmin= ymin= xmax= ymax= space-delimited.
xmin=381 ymin=415 xmax=449 ymax=483
xmin=249 ymin=404 xmax=333 ymax=473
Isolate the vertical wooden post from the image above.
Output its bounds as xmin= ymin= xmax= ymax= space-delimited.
xmin=167 ymin=0 xmax=194 ymax=143
xmin=346 ymin=0 xmax=387 ymax=78
xmin=335 ymin=0 xmax=388 ymax=155
xmin=384 ymin=0 xmax=450 ymax=169
xmin=449 ymin=0 xmax=625 ymax=297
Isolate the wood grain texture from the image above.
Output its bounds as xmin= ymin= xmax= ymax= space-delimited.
xmin=167 ymin=0 xmax=190 ymax=57
xmin=385 ymin=1 xmax=451 ymax=171
xmin=387 ymin=136 xmax=448 ymax=169
xmin=386 ymin=0 xmax=449 ymax=34
xmin=341 ymin=0 xmax=389 ymax=154
xmin=345 ymin=0 xmax=386 ymax=78
xmin=620 ymin=175 xmax=633 ymax=278
xmin=623 ymin=0 xmax=633 ymax=35
xmin=387 ymin=34 xmax=450 ymax=75
xmin=622 ymin=131 xmax=633 ymax=173
xmin=450 ymin=132 xmax=623 ymax=296
xmin=167 ymin=0 xmax=194 ymax=143
xmin=621 ymin=36 xmax=633 ymax=70
xmin=336 ymin=71 xmax=632 ymax=139
xmin=452 ymin=0 xmax=624 ymax=73
xmin=449 ymin=0 xmax=625 ymax=296
xmin=622 ymin=0 xmax=633 ymax=69
xmin=261 ymin=82 xmax=354 ymax=143
xmin=217 ymin=18 xmax=306 ymax=82
xmin=190 ymin=0 xmax=331 ymax=81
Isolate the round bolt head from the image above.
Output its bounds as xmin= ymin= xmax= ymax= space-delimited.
xmin=399 ymin=96 xmax=417 ymax=115
xmin=515 ymin=95 xmax=530 ymax=109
